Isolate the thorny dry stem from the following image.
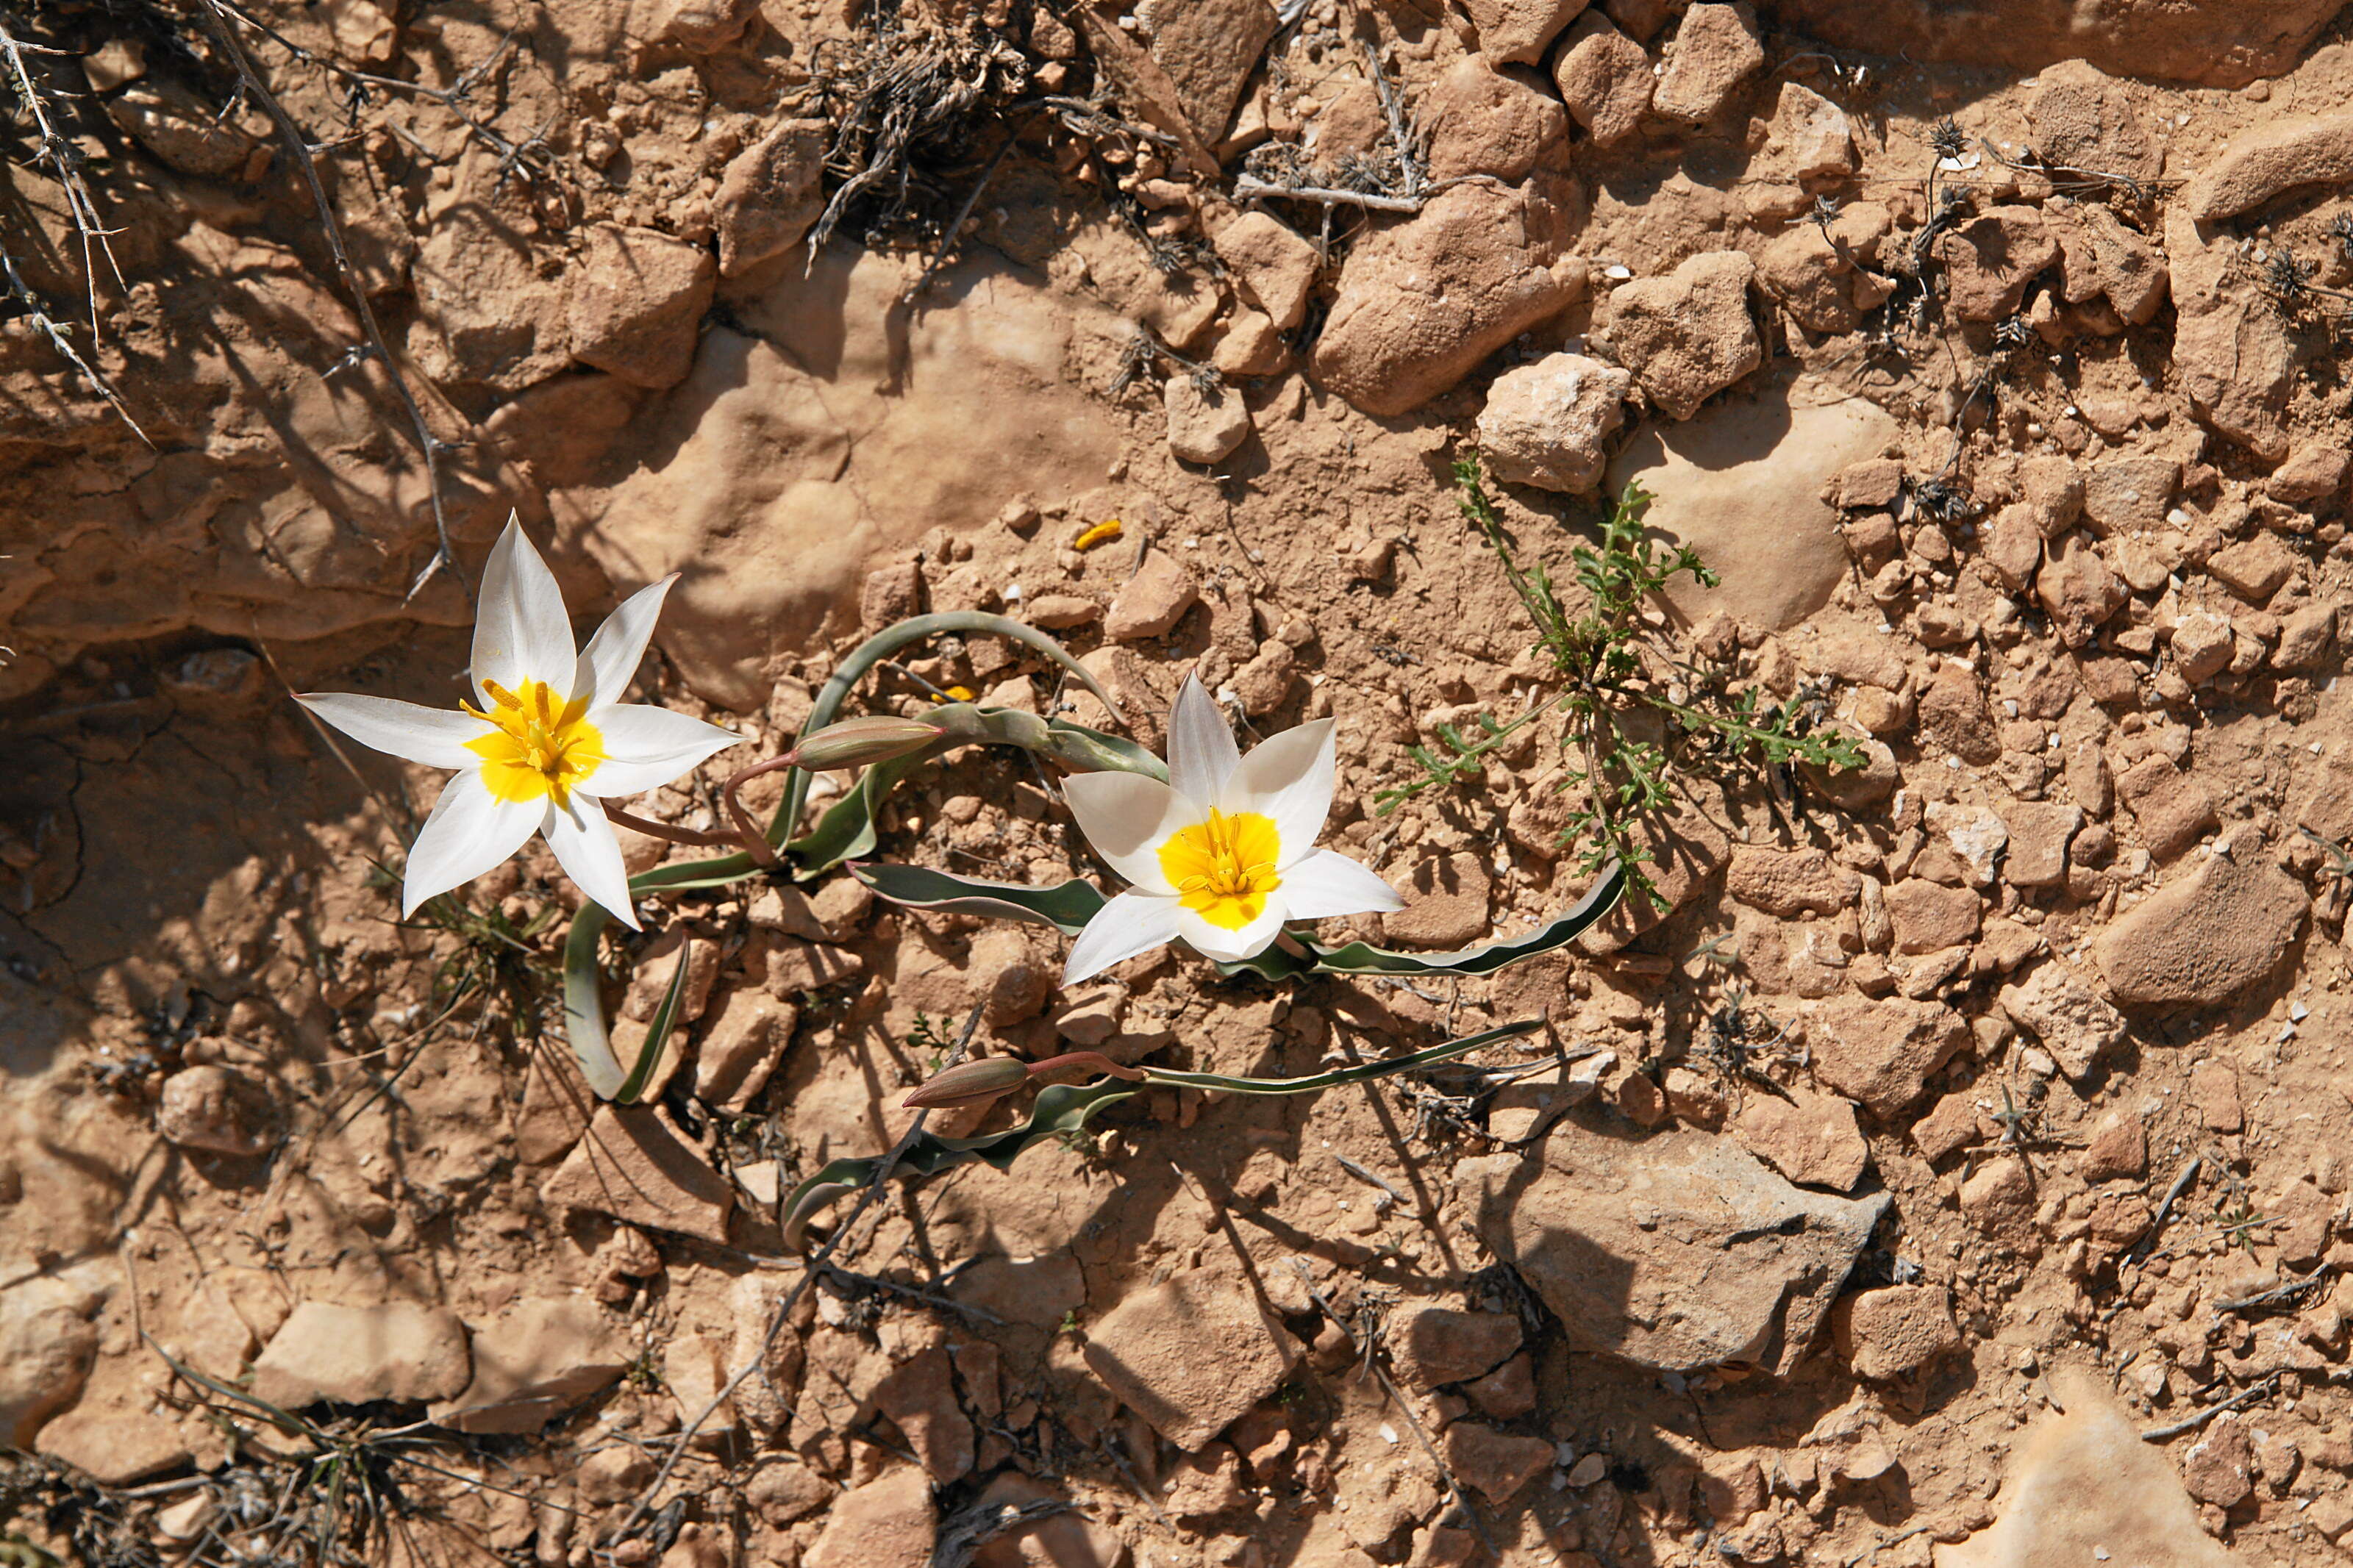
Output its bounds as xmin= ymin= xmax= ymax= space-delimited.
xmin=193 ymin=0 xmax=468 ymax=603
xmin=601 ymin=1003 xmax=985 ymax=1555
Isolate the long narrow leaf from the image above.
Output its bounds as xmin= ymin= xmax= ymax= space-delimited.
xmin=851 ymin=862 xmax=1109 ymax=934
xmin=615 ymin=936 xmax=693 ymax=1104
xmin=1296 ymin=859 xmax=1627 ymax=976
xmin=562 ymin=904 xmax=625 ymax=1099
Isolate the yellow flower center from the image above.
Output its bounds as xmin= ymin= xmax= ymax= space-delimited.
xmin=1158 ymin=808 xmax=1281 ymax=931
xmin=463 ymin=678 xmax=604 ymax=806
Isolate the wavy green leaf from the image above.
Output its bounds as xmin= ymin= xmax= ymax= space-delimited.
xmin=851 ymin=862 xmax=1108 ymax=934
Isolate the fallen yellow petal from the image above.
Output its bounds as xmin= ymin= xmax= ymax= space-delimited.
xmin=1073 ymin=519 xmax=1124 ymax=550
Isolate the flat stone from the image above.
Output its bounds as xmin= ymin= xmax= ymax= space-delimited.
xmin=1380 ymin=851 xmax=1493 ymax=949
xmin=540 ymin=1103 xmax=736 ymax=1244
xmin=1083 ymin=1265 xmax=1298 ymax=1448
xmin=2095 ymin=829 xmax=2307 ymax=1010
xmin=1933 ymin=207 xmax=2059 ymax=323
xmin=1465 ymin=1111 xmax=1890 ymax=1374
xmin=1804 ymin=995 xmax=1968 ymax=1118
xmin=872 ymin=1345 xmax=973 ymax=1483
xmin=1917 ymin=662 xmax=2000 ymax=764
xmin=1885 ymin=879 xmax=1980 ymax=955
xmin=430 ymin=1297 xmax=630 ymax=1435
xmin=2077 ymin=205 xmax=2168 ymax=325
xmin=2207 ymin=534 xmax=2299 ymax=601
xmin=805 ymin=1464 xmax=935 ymax=1568
xmin=2035 ymin=534 xmax=2126 ymax=649
xmin=1386 ymin=1306 xmax=1522 ymax=1391
xmin=1136 ymin=0 xmax=1278 ymax=143
xmin=1423 ymin=56 xmax=1568 ymax=182
xmin=2002 ymin=801 xmax=2080 ymax=890
xmin=1729 ymin=1087 xmax=1869 ymax=1192
xmin=1443 ymin=1422 xmax=1556 ymax=1502
xmin=2027 ymin=61 xmax=2162 ymax=187
xmin=1927 ymin=801 xmax=2010 ymax=887
xmin=1104 ymin=549 xmax=1201 ymax=641
xmin=714 ymin=118 xmax=826 ymax=276
xmin=2188 ymin=112 xmax=2353 ymax=222
xmin=249 ymin=1302 xmax=473 ymax=1408
xmin=2190 ymin=1059 xmax=2243 ymax=1134
xmin=2115 ymin=755 xmax=2215 ymax=862
xmin=1725 ymin=844 xmax=1857 ymax=918
xmin=2000 ymin=962 xmax=2125 ymax=1081
xmin=694 ymin=989 xmax=797 ymax=1112
xmin=1771 ymin=81 xmax=1854 ymax=178
xmin=1834 ymin=1285 xmax=1961 ymax=1380
xmin=2181 ymin=1416 xmax=2254 ymax=1508
xmin=2081 ymin=1112 xmax=2146 ymax=1181
xmin=1210 ymin=211 xmax=1318 ymax=331
xmin=2082 ymin=454 xmax=2179 ymax=534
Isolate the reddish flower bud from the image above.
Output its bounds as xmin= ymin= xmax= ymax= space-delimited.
xmin=901 ymin=1056 xmax=1033 ymax=1109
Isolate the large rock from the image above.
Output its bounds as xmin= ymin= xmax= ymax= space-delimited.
xmin=1729 ymin=1087 xmax=1868 ymax=1192
xmin=2165 ymin=206 xmax=2292 ymax=459
xmin=248 ymin=1301 xmax=473 ymax=1408
xmin=1210 ymin=212 xmax=1318 ymax=331
xmin=1554 ymin=14 xmax=1652 ymax=146
xmin=1311 ymin=177 xmax=1587 ymax=417
xmin=2186 ymin=111 xmax=2353 ymax=222
xmin=1804 ymin=995 xmax=1967 ymax=1118
xmin=1593 ymin=250 xmax=1760 ymax=420
xmin=1466 ymin=1112 xmax=1889 ymax=1374
xmin=2093 ymin=827 xmax=2307 ymax=1010
xmin=1932 ymin=208 xmax=2058 ymax=322
xmin=1653 ymin=3 xmax=1763 ymax=123
xmin=0 ymin=1279 xmax=100 ymax=1446
xmin=1135 ymin=0 xmax=1279 ymax=143
xmin=540 ymin=1104 xmax=736 ymax=1243
xmin=1474 ymin=352 xmax=1629 ymax=493
xmin=1606 ymin=389 xmax=1899 ymax=631
xmin=1083 ymin=1265 xmax=1298 ymax=1447
xmin=1464 ymin=0 xmax=1591 ymax=64
xmin=715 ymin=118 xmax=827 ymax=276
xmin=1422 ymin=57 xmax=1569 ymax=183
xmin=430 ymin=1297 xmax=630 ymax=1434
xmin=568 ymin=225 xmax=717 ymax=390
xmin=2026 ymin=61 xmax=2162 ymax=189
xmin=1751 ymin=0 xmax=2339 ymax=88
xmin=805 ymin=1464 xmax=935 ymax=1568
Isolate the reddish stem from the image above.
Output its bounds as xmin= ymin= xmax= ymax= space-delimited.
xmin=601 ymin=802 xmax=741 ymax=848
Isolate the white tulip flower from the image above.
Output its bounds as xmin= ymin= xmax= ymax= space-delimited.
xmin=1060 ymin=677 xmax=1403 ymax=983
xmin=298 ymin=519 xmax=739 ymax=929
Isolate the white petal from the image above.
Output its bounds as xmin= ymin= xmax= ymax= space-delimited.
xmin=1174 ymin=896 xmax=1291 ymax=964
xmin=576 ymin=702 xmax=740 ymax=799
xmin=1063 ymin=889 xmax=1184 ymax=985
xmin=1221 ymin=718 xmax=1337 ymax=868
xmin=471 ymin=516 xmax=579 ymax=701
xmin=1278 ymin=848 xmax=1404 ymax=919
xmin=580 ymin=576 xmax=678 ymax=707
xmin=299 ymin=692 xmax=489 ymax=770
xmin=545 ymin=794 xmax=641 ymax=929
xmin=401 ymin=769 xmax=542 ymax=917
xmin=1062 ymin=772 xmax=1186 ymax=894
xmin=1165 ymin=676 xmax=1240 ymax=809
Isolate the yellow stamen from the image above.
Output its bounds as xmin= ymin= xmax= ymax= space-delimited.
xmin=463 ymin=677 xmax=604 ymax=806
xmin=1157 ymin=808 xmax=1281 ymax=931
xmin=1073 ymin=519 xmax=1123 ymax=551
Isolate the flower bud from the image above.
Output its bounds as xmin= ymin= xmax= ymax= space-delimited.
xmin=785 ymin=715 xmax=943 ymax=770
xmin=901 ymin=1056 xmax=1032 ymax=1109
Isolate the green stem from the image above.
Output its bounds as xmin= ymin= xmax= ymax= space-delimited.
xmin=1134 ymin=1020 xmax=1538 ymax=1094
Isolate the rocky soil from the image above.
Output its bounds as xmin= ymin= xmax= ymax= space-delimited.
xmin=7 ymin=0 xmax=2353 ymax=1564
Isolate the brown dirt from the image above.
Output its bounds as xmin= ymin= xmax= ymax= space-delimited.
xmin=7 ymin=1 xmax=2353 ymax=1565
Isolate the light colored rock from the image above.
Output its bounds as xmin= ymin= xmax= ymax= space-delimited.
xmin=1463 ymin=0 xmax=1590 ymax=63
xmin=1833 ymin=1285 xmax=1960 ymax=1380
xmin=569 ymin=226 xmax=717 ymax=390
xmin=1729 ymin=1087 xmax=1868 ymax=1192
xmin=1757 ymin=224 xmax=1858 ymax=334
xmin=0 ymin=1279 xmax=99 ymax=1446
xmin=714 ymin=118 xmax=826 ymax=276
xmin=695 ymin=989 xmax=797 ymax=1111
xmin=2207 ymin=533 xmax=2298 ymax=601
xmin=249 ymin=1301 xmax=472 ymax=1408
xmin=1103 ymin=548 xmax=1201 ymax=641
xmin=1443 ymin=1422 xmax=1555 ymax=1501
xmin=431 ymin=1297 xmax=630 ymax=1435
xmin=2027 ymin=61 xmax=2162 ymax=187
xmin=1082 ymin=1264 xmax=1299 ymax=1447
xmin=2188 ymin=111 xmax=2353 ymax=221
xmin=1653 ymin=2 xmax=1763 ymax=123
xmin=2169 ymin=610 xmax=2235 ymax=684
xmin=1211 ymin=212 xmax=1318 ymax=330
xmin=1163 ymin=376 xmax=1252 ymax=465
xmin=1804 ymin=995 xmax=1968 ymax=1117
xmin=1725 ymin=843 xmax=1856 ymax=918
xmin=2002 ymin=801 xmax=2079 ymax=890
xmin=1467 ymin=1113 xmax=1890 ymax=1373
xmin=1552 ymin=13 xmax=1652 ymax=147
xmin=1607 ymin=391 xmax=1898 ymax=631
xmin=2093 ymin=826 xmax=2307 ymax=1010
xmin=1885 ymin=878 xmax=1979 ymax=955
xmin=2076 ymin=205 xmax=2168 ymax=325
xmin=541 ymin=1104 xmax=736 ymax=1243
xmin=1422 ymin=57 xmax=1569 ymax=182
xmin=1771 ymin=82 xmax=1854 ymax=178
xmin=1386 ymin=1306 xmax=1522 ymax=1390
xmin=1593 ymin=249 xmax=1760 ymax=420
xmin=1999 ymin=963 xmax=2126 ymax=1081
xmin=1927 ymin=802 xmax=2009 ymax=887
xmin=873 ymin=1345 xmax=974 ymax=1483
xmin=155 ymin=1065 xmax=272 ymax=1156
xmin=805 ymin=1464 xmax=935 ymax=1568
xmin=1474 ymin=352 xmax=1630 ymax=493
xmin=2082 ymin=454 xmax=2179 ymax=534
xmin=2115 ymin=755 xmax=2215 ymax=862
xmin=2168 ymin=204 xmax=2293 ymax=459
xmin=1312 ymin=177 xmax=1587 ymax=417
xmin=634 ymin=0 xmax=758 ymax=50
xmin=2273 ymin=601 xmax=2338 ymax=671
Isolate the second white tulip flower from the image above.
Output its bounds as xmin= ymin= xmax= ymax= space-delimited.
xmin=1060 ymin=677 xmax=1403 ymax=984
